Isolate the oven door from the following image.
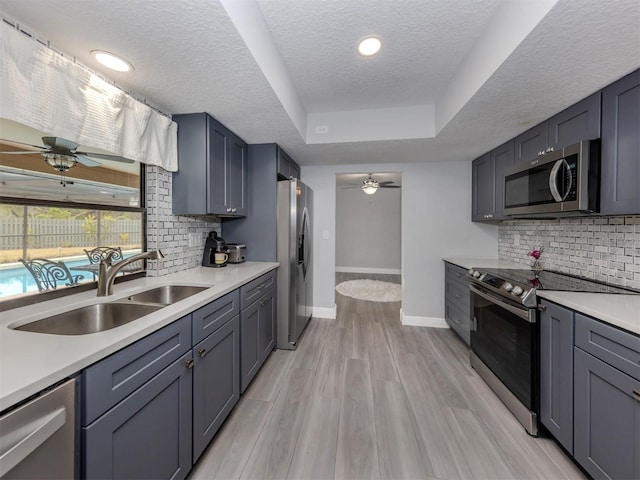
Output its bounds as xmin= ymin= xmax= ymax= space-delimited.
xmin=470 ymin=284 xmax=538 ymax=412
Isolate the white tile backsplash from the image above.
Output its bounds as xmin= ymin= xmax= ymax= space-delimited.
xmin=499 ymin=216 xmax=640 ymax=290
xmin=145 ymin=166 xmax=220 ymax=276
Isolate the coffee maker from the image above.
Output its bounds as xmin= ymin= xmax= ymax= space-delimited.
xmin=202 ymin=231 xmax=229 ymax=267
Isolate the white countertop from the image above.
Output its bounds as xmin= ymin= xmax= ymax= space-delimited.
xmin=0 ymin=262 xmax=278 ymax=412
xmin=443 ymin=257 xmax=639 ymax=336
xmin=537 ymin=290 xmax=640 ymax=336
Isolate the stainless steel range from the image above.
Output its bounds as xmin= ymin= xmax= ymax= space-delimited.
xmin=468 ymin=267 xmax=636 ymax=436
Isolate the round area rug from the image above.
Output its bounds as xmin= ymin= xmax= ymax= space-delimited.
xmin=335 ymin=279 xmax=401 ymax=302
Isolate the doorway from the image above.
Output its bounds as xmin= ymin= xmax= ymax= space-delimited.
xmin=334 ymin=172 xmax=402 ymax=308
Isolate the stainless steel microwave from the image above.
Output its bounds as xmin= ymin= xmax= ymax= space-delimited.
xmin=504 ymin=140 xmax=600 ymax=216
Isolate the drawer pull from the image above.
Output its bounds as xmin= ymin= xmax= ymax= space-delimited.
xmin=454 ymin=294 xmax=461 ymax=299
xmin=185 ymin=358 xmax=194 ymax=369
xmin=633 ymin=390 xmax=640 ymax=402
xmin=198 ymin=348 xmax=207 ymax=358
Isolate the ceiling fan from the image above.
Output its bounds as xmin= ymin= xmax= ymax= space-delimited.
xmin=0 ymin=136 xmax=135 ymax=172
xmin=342 ymin=174 xmax=401 ymax=195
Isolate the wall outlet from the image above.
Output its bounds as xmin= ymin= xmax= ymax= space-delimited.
xmin=188 ymin=232 xmax=200 ymax=247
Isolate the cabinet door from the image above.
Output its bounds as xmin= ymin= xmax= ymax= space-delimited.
xmin=240 ymin=300 xmax=260 ymax=394
xmin=491 ymin=140 xmax=514 ymax=220
xmin=539 ymin=301 xmax=574 ymax=453
xmin=193 ymin=316 xmax=240 ymax=463
xmin=82 ymin=352 xmax=193 ymax=480
xmin=601 ymin=69 xmax=640 ymax=215
xmin=208 ymin=118 xmax=230 ymax=215
xmin=514 ymin=121 xmax=548 ymax=163
xmin=259 ymin=290 xmax=276 ymax=362
xmin=289 ymin=160 xmax=301 ymax=180
xmin=277 ymin=148 xmax=291 ymax=179
xmin=471 ymin=153 xmax=495 ymax=221
xmin=548 ymin=92 xmax=601 ymax=151
xmin=574 ymin=348 xmax=640 ymax=480
xmin=229 ymin=133 xmax=247 ymax=216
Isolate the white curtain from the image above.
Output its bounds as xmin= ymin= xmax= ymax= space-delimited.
xmin=0 ymin=21 xmax=178 ymax=172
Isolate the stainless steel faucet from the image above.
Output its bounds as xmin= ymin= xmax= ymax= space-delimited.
xmin=97 ymin=250 xmax=164 ymax=296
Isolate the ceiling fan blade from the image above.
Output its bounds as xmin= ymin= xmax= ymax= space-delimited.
xmin=74 ymin=155 xmax=102 ymax=167
xmin=380 ymin=185 xmax=401 ymax=188
xmin=377 ymin=181 xmax=395 ymax=186
xmin=0 ymin=150 xmax=46 ymax=155
xmin=75 ymin=151 xmax=135 ymax=163
xmin=42 ymin=136 xmax=79 ymax=151
xmin=0 ymin=138 xmax=48 ymax=150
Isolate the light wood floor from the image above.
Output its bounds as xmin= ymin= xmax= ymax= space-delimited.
xmin=189 ymin=273 xmax=585 ymax=480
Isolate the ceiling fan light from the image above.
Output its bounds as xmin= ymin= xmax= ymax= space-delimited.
xmin=91 ymin=50 xmax=134 ymax=72
xmin=44 ymin=153 xmax=76 ymax=172
xmin=362 ymin=184 xmax=378 ymax=194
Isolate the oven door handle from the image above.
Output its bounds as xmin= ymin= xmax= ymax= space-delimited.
xmin=469 ymin=285 xmax=534 ymax=323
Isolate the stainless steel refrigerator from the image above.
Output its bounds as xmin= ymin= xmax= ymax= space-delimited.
xmin=276 ymin=179 xmax=313 ymax=350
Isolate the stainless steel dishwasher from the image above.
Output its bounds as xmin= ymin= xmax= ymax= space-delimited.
xmin=0 ymin=378 xmax=76 ymax=479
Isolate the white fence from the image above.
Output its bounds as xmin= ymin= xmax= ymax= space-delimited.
xmin=0 ymin=218 xmax=142 ymax=250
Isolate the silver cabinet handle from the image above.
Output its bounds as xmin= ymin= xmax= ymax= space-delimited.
xmin=198 ymin=348 xmax=207 ymax=358
xmin=0 ymin=407 xmax=66 ymax=477
xmin=185 ymin=358 xmax=194 ymax=369
xmin=633 ymin=390 xmax=640 ymax=402
xmin=231 ymin=207 xmax=237 ymax=213
xmin=226 ymin=207 xmax=232 ymax=213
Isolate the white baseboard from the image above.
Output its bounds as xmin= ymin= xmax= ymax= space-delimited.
xmin=335 ymin=266 xmax=401 ymax=275
xmin=313 ymin=304 xmax=337 ymax=319
xmin=400 ymin=309 xmax=449 ymax=328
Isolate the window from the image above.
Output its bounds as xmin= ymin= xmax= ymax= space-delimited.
xmin=0 ymin=121 xmax=145 ymax=304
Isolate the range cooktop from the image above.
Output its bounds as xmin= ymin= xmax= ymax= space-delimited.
xmin=478 ymin=268 xmax=638 ymax=295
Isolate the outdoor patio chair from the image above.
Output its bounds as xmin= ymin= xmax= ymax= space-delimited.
xmin=83 ymin=246 xmax=124 ymax=280
xmin=20 ymin=258 xmax=83 ymax=292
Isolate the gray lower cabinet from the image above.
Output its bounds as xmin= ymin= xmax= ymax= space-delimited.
xmin=192 ymin=315 xmax=240 ymax=463
xmin=81 ymin=317 xmax=193 ymax=480
xmin=539 ymin=300 xmax=574 ymax=453
xmin=539 ymin=301 xmax=640 ymax=480
xmin=240 ymin=271 xmax=276 ymax=393
xmin=444 ymin=262 xmax=471 ymax=345
xmin=574 ymin=347 xmax=640 ymax=480
xmin=601 ymin=68 xmax=640 ymax=215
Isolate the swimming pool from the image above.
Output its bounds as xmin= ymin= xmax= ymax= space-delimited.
xmin=0 ymin=253 xmax=140 ymax=297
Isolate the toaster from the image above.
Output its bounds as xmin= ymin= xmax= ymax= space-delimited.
xmin=226 ymin=243 xmax=246 ymax=263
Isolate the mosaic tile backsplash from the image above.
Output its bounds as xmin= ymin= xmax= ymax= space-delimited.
xmin=145 ymin=166 xmax=220 ymax=276
xmin=498 ymin=216 xmax=640 ymax=290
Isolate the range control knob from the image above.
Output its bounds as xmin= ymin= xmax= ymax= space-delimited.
xmin=503 ymin=282 xmax=513 ymax=292
xmin=512 ymin=286 xmax=524 ymax=296
xmin=473 ymin=270 xmax=481 ymax=278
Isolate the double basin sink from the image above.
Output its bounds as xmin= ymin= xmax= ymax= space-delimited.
xmin=14 ymin=285 xmax=209 ymax=335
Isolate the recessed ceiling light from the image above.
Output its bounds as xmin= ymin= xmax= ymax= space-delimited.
xmin=358 ymin=36 xmax=381 ymax=56
xmin=90 ymin=50 xmax=134 ymax=72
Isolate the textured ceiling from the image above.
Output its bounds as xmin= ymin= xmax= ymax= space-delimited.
xmin=0 ymin=0 xmax=638 ymax=167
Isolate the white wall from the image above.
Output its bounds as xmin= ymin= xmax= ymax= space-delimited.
xmin=335 ymin=184 xmax=401 ymax=272
xmin=303 ymin=161 xmax=498 ymax=321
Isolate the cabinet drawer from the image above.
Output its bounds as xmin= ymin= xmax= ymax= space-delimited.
xmin=240 ymin=271 xmax=275 ymax=309
xmin=446 ymin=277 xmax=470 ymax=314
xmin=192 ymin=290 xmax=240 ymax=344
xmin=82 ymin=316 xmax=191 ymax=425
xmin=445 ymin=262 xmax=469 ymax=285
xmin=445 ymin=300 xmax=471 ymax=345
xmin=575 ymin=313 xmax=640 ymax=381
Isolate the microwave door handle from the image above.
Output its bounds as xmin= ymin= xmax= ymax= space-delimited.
xmin=549 ymin=159 xmax=565 ymax=202
xmin=561 ymin=159 xmax=573 ymax=201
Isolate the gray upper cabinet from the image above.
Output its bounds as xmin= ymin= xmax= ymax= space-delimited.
xmin=600 ymin=69 xmax=640 ymax=215
xmin=514 ymin=121 xmax=548 ymax=164
xmin=471 ymin=153 xmax=494 ymax=221
xmin=539 ymin=300 xmax=574 ymax=453
xmin=277 ymin=147 xmax=301 ymax=180
xmin=514 ymin=92 xmax=601 ymax=164
xmin=173 ymin=112 xmax=247 ymax=217
xmin=472 ymin=140 xmax=514 ymax=222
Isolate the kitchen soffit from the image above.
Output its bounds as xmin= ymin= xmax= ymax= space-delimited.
xmin=0 ymin=0 xmax=638 ymax=167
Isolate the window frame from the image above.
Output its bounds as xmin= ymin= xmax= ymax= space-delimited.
xmin=0 ymin=165 xmax=147 ymax=311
